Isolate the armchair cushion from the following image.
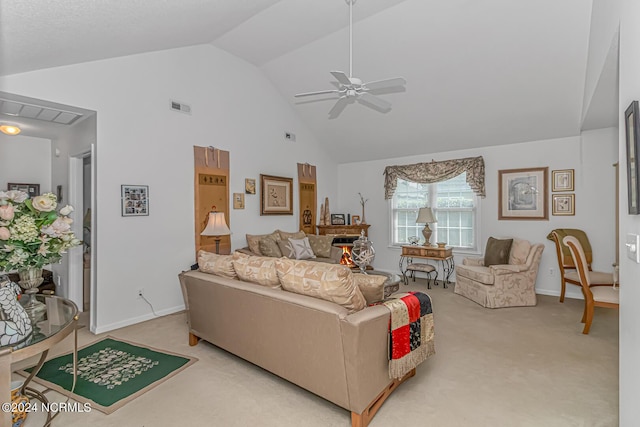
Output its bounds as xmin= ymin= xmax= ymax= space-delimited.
xmin=455 ymin=265 xmax=494 ymax=285
xmin=484 ymin=237 xmax=513 ymax=266
xmin=509 ymin=239 xmax=531 ymax=265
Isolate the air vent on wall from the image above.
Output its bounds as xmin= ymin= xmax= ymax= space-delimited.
xmin=170 ymin=100 xmax=191 ymax=114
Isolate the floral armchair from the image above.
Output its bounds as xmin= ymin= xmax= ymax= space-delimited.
xmin=454 ymin=238 xmax=544 ymax=308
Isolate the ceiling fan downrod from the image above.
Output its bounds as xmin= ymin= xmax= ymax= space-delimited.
xmin=347 ymin=0 xmax=356 ymax=79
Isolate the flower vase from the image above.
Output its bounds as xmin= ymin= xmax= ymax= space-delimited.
xmin=17 ymin=268 xmax=46 ymax=318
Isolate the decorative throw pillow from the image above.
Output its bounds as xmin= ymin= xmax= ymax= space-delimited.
xmin=277 ymin=240 xmax=296 ymax=259
xmin=509 ymin=239 xmax=531 ymax=265
xmin=258 ymin=235 xmax=282 ymax=258
xmin=353 ymin=273 xmax=387 ymax=305
xmin=246 ymin=231 xmax=280 ymax=255
xmin=305 ymin=234 xmax=334 ymax=258
xmin=198 ymin=250 xmax=237 ymax=280
xmin=288 ymin=237 xmax=316 ymax=260
xmin=275 ymin=259 xmax=366 ymax=313
xmin=484 ymin=237 xmax=513 ymax=266
xmin=277 ymin=230 xmax=306 ymax=241
xmin=232 ymin=251 xmax=281 ymax=289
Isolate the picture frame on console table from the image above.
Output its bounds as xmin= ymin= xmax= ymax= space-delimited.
xmin=7 ymin=183 xmax=39 ymax=198
xmin=331 ymin=214 xmax=346 ymax=225
xmin=260 ymin=174 xmax=293 ymax=215
xmin=498 ymin=167 xmax=548 ymax=220
xmin=121 ymin=185 xmax=149 ymax=217
xmin=625 ymin=101 xmax=640 ymax=214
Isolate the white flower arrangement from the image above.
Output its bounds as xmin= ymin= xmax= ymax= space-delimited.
xmin=0 ymin=191 xmax=81 ymax=271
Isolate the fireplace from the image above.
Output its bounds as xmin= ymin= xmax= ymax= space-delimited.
xmin=332 ymin=236 xmax=370 ymax=269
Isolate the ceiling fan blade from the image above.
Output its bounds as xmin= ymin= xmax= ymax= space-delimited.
xmin=363 ymin=77 xmax=406 ymax=91
xmin=294 ymin=89 xmax=340 ymax=98
xmin=328 ymin=97 xmax=350 ymax=119
xmin=358 ymin=92 xmax=392 ymax=112
xmin=330 ymin=71 xmax=352 ymax=85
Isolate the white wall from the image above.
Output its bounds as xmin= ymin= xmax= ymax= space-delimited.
xmin=618 ymin=0 xmax=640 ymax=424
xmin=0 ymin=134 xmax=51 ymax=192
xmin=0 ymin=44 xmax=337 ymax=333
xmin=337 ymin=129 xmax=617 ymax=299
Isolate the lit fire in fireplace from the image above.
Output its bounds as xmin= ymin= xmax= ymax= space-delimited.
xmin=339 ymin=245 xmax=354 ymax=267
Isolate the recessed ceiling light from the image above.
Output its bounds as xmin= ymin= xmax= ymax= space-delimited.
xmin=0 ymin=124 xmax=21 ymax=136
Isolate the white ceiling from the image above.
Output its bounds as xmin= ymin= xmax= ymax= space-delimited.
xmin=0 ymin=0 xmax=617 ymax=163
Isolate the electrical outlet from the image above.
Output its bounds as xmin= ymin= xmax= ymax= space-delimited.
xmin=549 ymin=268 xmax=554 ymax=277
xmin=137 ymin=288 xmax=144 ymax=299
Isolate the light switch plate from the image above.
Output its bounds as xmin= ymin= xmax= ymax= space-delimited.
xmin=626 ymin=233 xmax=640 ymax=263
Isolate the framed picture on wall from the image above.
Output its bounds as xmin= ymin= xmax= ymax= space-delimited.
xmin=552 ymin=194 xmax=575 ymax=216
xmin=233 ymin=192 xmax=245 ymax=209
xmin=121 ymin=185 xmax=149 ymax=217
xmin=551 ymin=169 xmax=574 ymax=192
xmin=498 ymin=167 xmax=548 ymax=220
xmin=625 ymin=100 xmax=640 ymax=214
xmin=8 ymin=183 xmax=40 ymax=198
xmin=260 ymin=174 xmax=293 ymax=215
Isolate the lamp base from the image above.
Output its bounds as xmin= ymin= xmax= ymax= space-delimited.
xmin=421 ymin=224 xmax=433 ymax=247
xmin=215 ymin=238 xmax=221 ymax=254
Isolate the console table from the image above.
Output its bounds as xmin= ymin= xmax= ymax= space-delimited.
xmin=0 ymin=295 xmax=78 ymax=427
xmin=399 ymin=245 xmax=455 ymax=288
xmin=316 ymin=224 xmax=370 ymax=236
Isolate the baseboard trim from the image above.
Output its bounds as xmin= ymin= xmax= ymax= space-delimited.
xmin=93 ymin=304 xmax=185 ymax=334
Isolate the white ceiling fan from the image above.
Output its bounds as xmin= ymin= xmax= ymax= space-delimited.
xmin=294 ymin=0 xmax=407 ymax=119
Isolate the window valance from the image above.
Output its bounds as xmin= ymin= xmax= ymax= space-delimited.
xmin=383 ymin=156 xmax=486 ymax=199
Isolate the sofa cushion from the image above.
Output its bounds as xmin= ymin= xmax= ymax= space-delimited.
xmin=275 ymin=259 xmax=366 ymax=313
xmin=277 ymin=239 xmax=296 ymax=258
xmin=456 ymin=265 xmax=495 ymax=285
xmin=197 ymin=250 xmax=237 ymax=280
xmin=277 ymin=230 xmax=306 ymax=241
xmin=258 ymin=235 xmax=283 ymax=258
xmin=232 ymin=251 xmax=281 ymax=289
xmin=353 ymin=273 xmax=387 ymax=305
xmin=509 ymin=238 xmax=531 ymax=265
xmin=246 ymin=231 xmax=280 ymax=256
xmin=305 ymin=234 xmax=334 ymax=258
xmin=484 ymin=237 xmax=513 ymax=266
xmin=287 ymin=237 xmax=316 ymax=260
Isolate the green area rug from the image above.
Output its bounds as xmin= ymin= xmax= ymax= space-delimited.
xmin=22 ymin=336 xmax=197 ymax=414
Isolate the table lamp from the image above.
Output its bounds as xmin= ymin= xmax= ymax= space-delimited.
xmin=201 ymin=211 xmax=231 ymax=254
xmin=416 ymin=207 xmax=437 ymax=247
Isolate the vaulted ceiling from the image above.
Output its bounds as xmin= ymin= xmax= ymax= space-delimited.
xmin=0 ymin=0 xmax=616 ymax=163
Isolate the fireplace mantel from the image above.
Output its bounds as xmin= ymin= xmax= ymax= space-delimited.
xmin=316 ymin=224 xmax=370 ymax=237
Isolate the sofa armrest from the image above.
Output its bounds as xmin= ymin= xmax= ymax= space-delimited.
xmin=330 ymin=246 xmax=343 ymax=263
xmin=463 ymin=257 xmax=485 ymax=266
xmin=489 ymin=264 xmax=529 ymax=275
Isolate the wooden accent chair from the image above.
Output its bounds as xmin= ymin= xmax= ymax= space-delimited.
xmin=547 ymin=229 xmax=614 ymax=303
xmin=563 ymin=236 xmax=619 ymax=334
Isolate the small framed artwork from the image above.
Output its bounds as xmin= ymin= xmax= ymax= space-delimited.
xmin=331 ymin=214 xmax=346 ymax=225
xmin=352 ymin=215 xmax=361 ymax=225
xmin=260 ymin=174 xmax=293 ymax=215
xmin=552 ymin=169 xmax=574 ymax=192
xmin=625 ymin=100 xmax=640 ymax=214
xmin=8 ymin=183 xmax=40 ymax=198
xmin=552 ymin=194 xmax=575 ymax=216
xmin=233 ymin=193 xmax=245 ymax=209
xmin=498 ymin=167 xmax=548 ymax=220
xmin=245 ymin=178 xmax=256 ymax=194
xmin=121 ymin=185 xmax=149 ymax=217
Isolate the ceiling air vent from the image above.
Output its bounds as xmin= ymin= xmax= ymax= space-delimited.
xmin=170 ymin=100 xmax=191 ymax=114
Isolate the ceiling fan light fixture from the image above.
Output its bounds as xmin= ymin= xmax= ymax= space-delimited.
xmin=0 ymin=124 xmax=21 ymax=136
xmin=294 ymin=0 xmax=406 ymax=118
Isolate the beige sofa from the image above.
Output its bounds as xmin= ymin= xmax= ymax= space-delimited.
xmin=454 ymin=238 xmax=544 ymax=308
xmin=179 ymin=262 xmax=417 ymax=427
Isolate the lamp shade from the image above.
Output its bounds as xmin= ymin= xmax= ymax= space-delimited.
xmin=201 ymin=212 xmax=231 ymax=236
xmin=416 ymin=207 xmax=437 ymax=224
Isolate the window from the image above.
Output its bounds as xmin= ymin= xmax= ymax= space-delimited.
xmin=390 ymin=173 xmax=479 ymax=250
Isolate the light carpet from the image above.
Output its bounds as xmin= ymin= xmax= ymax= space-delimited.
xmin=12 ymin=279 xmax=618 ymax=426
